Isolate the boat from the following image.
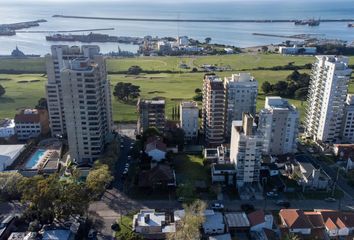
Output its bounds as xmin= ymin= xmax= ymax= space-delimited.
xmin=294 ymin=19 xmax=320 ymax=26
xmin=348 ymin=23 xmax=354 ymax=28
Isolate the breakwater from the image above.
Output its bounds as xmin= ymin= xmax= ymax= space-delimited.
xmin=53 ymin=15 xmax=354 ymax=23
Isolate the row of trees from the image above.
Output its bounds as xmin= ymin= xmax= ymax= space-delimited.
xmin=0 ymin=163 xmax=112 ymax=224
xmin=261 ymin=70 xmax=311 ymax=100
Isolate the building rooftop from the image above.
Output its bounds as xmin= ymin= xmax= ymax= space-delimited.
xmin=225 ymin=212 xmax=250 ymax=228
xmin=203 ymin=211 xmax=224 ymax=231
xmin=226 ymin=72 xmax=256 ymax=83
xmin=134 ymin=209 xmax=176 ymax=233
xmin=264 ymin=96 xmax=297 ymax=111
xmin=0 ymin=119 xmax=15 ymax=129
xmin=181 ymin=101 xmax=198 ymax=108
xmin=208 ymin=233 xmax=232 ymax=240
xmin=42 ymin=229 xmax=72 ymax=240
xmin=14 ymin=109 xmax=41 ymax=123
xmin=213 ymin=163 xmax=236 ymax=171
xmin=0 ymin=144 xmax=26 ymax=170
xmin=248 ymin=210 xmax=265 ymax=227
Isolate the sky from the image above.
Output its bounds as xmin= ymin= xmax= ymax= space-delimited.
xmin=8 ymin=0 xmax=353 ymax=2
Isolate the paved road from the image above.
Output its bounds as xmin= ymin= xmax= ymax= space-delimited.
xmin=296 ymin=148 xmax=354 ymax=200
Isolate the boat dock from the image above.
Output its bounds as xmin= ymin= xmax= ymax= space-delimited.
xmin=252 ymin=33 xmax=324 ymax=39
xmin=52 ymin=15 xmax=354 ymax=23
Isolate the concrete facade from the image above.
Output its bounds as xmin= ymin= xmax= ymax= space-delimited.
xmin=180 ymin=101 xmax=199 ymax=140
xmin=230 ymin=113 xmax=263 ymax=187
xmin=137 ymin=99 xmax=165 ymax=134
xmin=59 ymin=49 xmax=113 ymax=164
xmin=224 ymin=73 xmax=258 ymax=137
xmin=341 ymin=94 xmax=354 ymax=143
xmin=305 ymin=56 xmax=352 ymax=143
xmin=259 ymin=97 xmax=299 ymax=155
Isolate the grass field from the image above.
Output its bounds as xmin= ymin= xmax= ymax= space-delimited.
xmin=173 ymin=154 xmax=208 ymax=184
xmin=0 ymin=54 xmax=353 ymax=122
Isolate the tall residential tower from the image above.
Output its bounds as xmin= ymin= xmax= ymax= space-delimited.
xmin=305 ymin=56 xmax=352 ymax=143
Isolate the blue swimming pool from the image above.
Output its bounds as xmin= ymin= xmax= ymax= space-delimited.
xmin=25 ymin=149 xmax=46 ymax=169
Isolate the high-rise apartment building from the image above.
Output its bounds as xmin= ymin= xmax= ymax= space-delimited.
xmin=224 ymin=73 xmax=258 ymax=137
xmin=202 ymin=74 xmax=225 ymax=146
xmin=258 ymin=97 xmax=299 ymax=155
xmin=46 ymin=45 xmax=106 ymax=136
xmin=180 ymin=101 xmax=199 ymax=140
xmin=46 ymin=45 xmax=113 ymax=163
xmin=137 ymin=99 xmax=166 ymax=133
xmin=230 ymin=113 xmax=263 ymax=187
xmin=341 ymin=94 xmax=354 ymax=143
xmin=305 ymin=56 xmax=352 ymax=143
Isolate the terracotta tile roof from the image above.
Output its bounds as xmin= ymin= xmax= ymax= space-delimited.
xmin=14 ymin=111 xmax=40 ymax=123
xmin=248 ymin=210 xmax=265 ymax=226
xmin=325 ymin=218 xmax=337 ymax=231
xmin=279 ymin=209 xmax=312 ymax=229
xmin=304 ymin=212 xmax=324 ymax=228
xmin=317 ymin=210 xmax=354 ymax=229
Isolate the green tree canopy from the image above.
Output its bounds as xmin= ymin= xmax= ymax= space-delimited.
xmin=113 ymin=82 xmax=141 ymax=102
xmin=0 ymin=84 xmax=5 ymax=97
xmin=86 ymin=164 xmax=113 ymax=200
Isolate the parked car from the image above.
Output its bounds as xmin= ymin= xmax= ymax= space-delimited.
xmin=266 ymin=191 xmax=278 ymax=197
xmin=211 ymin=203 xmax=224 ymax=211
xmin=177 ymin=197 xmax=185 ymax=203
xmin=325 ymin=197 xmax=336 ymax=202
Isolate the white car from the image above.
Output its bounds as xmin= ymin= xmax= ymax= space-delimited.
xmin=125 ymin=163 xmax=130 ymax=168
xmin=211 ymin=203 xmax=224 ymax=210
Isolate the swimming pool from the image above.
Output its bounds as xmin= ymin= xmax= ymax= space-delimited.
xmin=25 ymin=149 xmax=46 ymax=169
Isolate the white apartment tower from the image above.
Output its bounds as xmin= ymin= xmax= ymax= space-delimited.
xmin=180 ymin=101 xmax=199 ymax=140
xmin=259 ymin=97 xmax=299 ymax=155
xmin=230 ymin=113 xmax=263 ymax=187
xmin=224 ymin=73 xmax=258 ymax=137
xmin=46 ymin=45 xmax=113 ymax=163
xmin=202 ymin=74 xmax=226 ymax=146
xmin=341 ymin=94 xmax=354 ymax=143
xmin=46 ymin=45 xmax=107 ymax=136
xmin=305 ymin=56 xmax=352 ymax=143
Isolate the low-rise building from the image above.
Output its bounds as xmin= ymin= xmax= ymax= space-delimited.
xmin=180 ymin=101 xmax=199 ymax=140
xmin=138 ymin=164 xmax=176 ymax=189
xmin=333 ymin=144 xmax=354 ymax=171
xmin=319 ymin=210 xmax=354 ymax=238
xmin=247 ymin=210 xmax=273 ymax=232
xmin=202 ymin=210 xmax=225 ymax=235
xmin=0 ymin=144 xmax=26 ymax=171
xmin=211 ymin=163 xmax=236 ymax=185
xmin=208 ymin=233 xmax=232 ymax=240
xmin=278 ymin=46 xmax=317 ymax=55
xmin=133 ymin=209 xmax=175 ymax=239
xmin=224 ymin=212 xmax=250 ymax=233
xmin=145 ymin=137 xmax=167 ymax=162
xmin=14 ymin=109 xmax=49 ymax=141
xmin=0 ymin=119 xmax=15 ymax=139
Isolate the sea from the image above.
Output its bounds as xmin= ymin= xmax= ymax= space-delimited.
xmin=0 ymin=0 xmax=354 ymax=56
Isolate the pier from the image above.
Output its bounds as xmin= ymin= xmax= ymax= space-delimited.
xmin=16 ymin=28 xmax=115 ymax=33
xmin=252 ymin=33 xmax=325 ymax=39
xmin=52 ymin=15 xmax=354 ymax=23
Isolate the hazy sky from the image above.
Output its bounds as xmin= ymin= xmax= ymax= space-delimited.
xmin=9 ymin=0 xmax=352 ymax=2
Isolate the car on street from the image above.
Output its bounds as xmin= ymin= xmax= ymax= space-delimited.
xmin=120 ymin=144 xmax=124 ymax=148
xmin=125 ymin=163 xmax=130 ymax=168
xmin=211 ymin=202 xmax=224 ymax=211
xmin=325 ymin=197 xmax=336 ymax=202
xmin=266 ymin=191 xmax=278 ymax=198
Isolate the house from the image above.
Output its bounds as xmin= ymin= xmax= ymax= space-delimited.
xmin=14 ymin=109 xmax=49 ymax=141
xmin=204 ymin=144 xmax=230 ymax=164
xmin=333 ymin=144 xmax=354 ymax=171
xmin=203 ymin=210 xmax=225 ymax=235
xmin=224 ymin=212 xmax=250 ymax=233
xmin=133 ymin=209 xmax=175 ymax=239
xmin=0 ymin=119 xmax=15 ymax=139
xmin=285 ymin=159 xmax=332 ymax=191
xmin=318 ymin=210 xmax=354 ymax=238
xmin=248 ymin=210 xmax=273 ymax=232
xmin=138 ymin=164 xmax=176 ymax=189
xmin=211 ymin=163 xmax=236 ymax=185
xmin=174 ymin=209 xmax=225 ymax=235
xmin=145 ymin=137 xmax=167 ymax=162
xmin=278 ymin=46 xmax=317 ymax=55
xmin=42 ymin=230 xmax=74 ymax=240
xmin=279 ymin=209 xmax=313 ymax=235
xmin=7 ymin=232 xmax=37 ymax=240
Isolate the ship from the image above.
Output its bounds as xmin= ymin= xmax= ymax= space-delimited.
xmin=294 ymin=19 xmax=320 ymax=26
xmin=46 ymin=32 xmax=119 ymax=43
xmin=348 ymin=23 xmax=354 ymax=27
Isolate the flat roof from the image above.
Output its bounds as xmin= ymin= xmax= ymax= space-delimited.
xmin=225 ymin=212 xmax=250 ymax=228
xmin=42 ymin=230 xmax=71 ymax=240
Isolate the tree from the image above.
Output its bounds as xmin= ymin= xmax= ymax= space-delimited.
xmin=205 ymin=37 xmax=212 ymax=44
xmin=272 ymin=81 xmax=288 ymax=96
xmin=142 ymin=127 xmax=162 ymax=143
xmin=127 ymin=65 xmax=143 ymax=75
xmin=287 ymin=70 xmax=301 ymax=82
xmin=294 ymin=87 xmax=308 ymax=100
xmin=113 ymin=82 xmax=141 ymax=102
xmin=86 ymin=164 xmax=113 ymax=200
xmin=261 ymin=46 xmax=268 ymax=52
xmin=194 ymin=88 xmax=202 ymax=94
xmin=0 ymin=84 xmax=5 ymax=97
xmin=261 ymin=81 xmax=272 ymax=94
xmin=167 ymin=200 xmax=206 ymax=240
xmin=36 ymin=98 xmax=48 ymax=110
xmin=0 ymin=172 xmax=25 ymax=200
xmin=282 ymin=233 xmax=301 ymax=240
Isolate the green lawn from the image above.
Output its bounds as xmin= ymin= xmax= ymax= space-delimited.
xmin=114 ymin=214 xmax=135 ymax=239
xmin=173 ymin=154 xmax=208 ymax=184
xmin=0 ymin=54 xmax=353 ymax=122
